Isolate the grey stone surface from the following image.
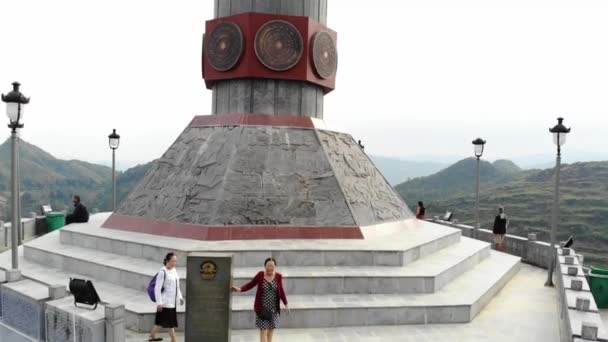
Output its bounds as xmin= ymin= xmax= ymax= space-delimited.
xmin=581 ymin=322 xmax=598 ymax=340
xmin=571 ymin=279 xmax=583 ymax=291
xmin=186 ymin=253 xmax=232 ymax=342
xmin=317 ymin=130 xmax=413 ymax=226
xmin=6 ymin=269 xmax=21 ymax=282
xmin=45 ymin=297 xmax=105 ymax=342
xmin=576 ymin=297 xmax=591 ymax=312
xmin=105 ymin=304 xmax=126 ymax=342
xmin=0 ymin=282 xmax=46 ymax=340
xmin=118 ymin=126 xmax=356 ymax=226
xmin=0 ymin=322 xmax=37 ymax=342
xmin=49 ymin=284 xmax=68 ymax=300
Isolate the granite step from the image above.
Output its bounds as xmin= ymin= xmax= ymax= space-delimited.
xmin=23 ymin=231 xmax=489 ymax=295
xmin=234 ymin=238 xmax=491 ymax=295
xmin=0 ymin=247 xmax=520 ymax=331
xmin=58 ymin=214 xmax=462 ymax=267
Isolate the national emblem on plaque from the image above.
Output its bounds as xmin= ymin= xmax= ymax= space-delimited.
xmin=200 ymin=261 xmax=218 ymax=280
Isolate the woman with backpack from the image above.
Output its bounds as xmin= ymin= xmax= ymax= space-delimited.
xmin=231 ymin=257 xmax=289 ymax=342
xmin=149 ymin=252 xmax=184 ymax=342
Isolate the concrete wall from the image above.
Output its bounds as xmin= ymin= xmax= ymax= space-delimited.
xmin=0 ymin=279 xmax=49 ymax=341
xmin=211 ymin=0 xmax=328 ymax=118
xmin=0 ymin=272 xmax=126 ymax=342
xmin=430 ymin=219 xmax=553 ymax=268
xmin=0 ymin=218 xmax=37 ymax=249
xmin=554 ymin=247 xmax=608 ymax=341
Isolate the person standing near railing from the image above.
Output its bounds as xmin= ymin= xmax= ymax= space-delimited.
xmin=492 ymin=206 xmax=508 ymax=251
xmin=416 ymin=201 xmax=426 ymax=220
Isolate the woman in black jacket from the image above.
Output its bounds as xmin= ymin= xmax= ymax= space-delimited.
xmin=492 ymin=206 xmax=508 ymax=251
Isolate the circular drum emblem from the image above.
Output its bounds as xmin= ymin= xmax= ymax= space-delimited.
xmin=311 ymin=31 xmax=337 ymax=79
xmin=255 ymin=20 xmax=303 ymax=71
xmin=206 ymin=22 xmax=244 ymax=72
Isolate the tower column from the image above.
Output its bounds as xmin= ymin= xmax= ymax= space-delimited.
xmin=211 ymin=0 xmax=328 ymax=118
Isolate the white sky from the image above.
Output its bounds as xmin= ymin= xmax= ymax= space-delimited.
xmin=1 ymin=0 xmax=608 ymax=169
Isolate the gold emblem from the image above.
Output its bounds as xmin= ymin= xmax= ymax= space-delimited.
xmin=200 ymin=261 xmax=217 ymax=280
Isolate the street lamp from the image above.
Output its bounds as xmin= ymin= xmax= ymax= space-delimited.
xmin=545 ymin=117 xmax=571 ymax=287
xmin=108 ymin=129 xmax=120 ymax=211
xmin=472 ymin=138 xmax=486 ymax=239
xmin=2 ymin=82 xmax=30 ymax=270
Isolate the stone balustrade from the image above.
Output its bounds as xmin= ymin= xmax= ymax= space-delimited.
xmin=0 ymin=270 xmax=126 ymax=342
xmin=430 ymin=219 xmax=608 ymax=341
xmin=555 ymin=247 xmax=607 ymax=341
xmin=0 ymin=218 xmax=37 ymax=249
xmin=429 ymin=219 xmax=554 ymax=268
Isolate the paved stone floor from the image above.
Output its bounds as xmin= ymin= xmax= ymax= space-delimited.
xmin=127 ymin=263 xmax=559 ymax=342
xmin=601 ymin=309 xmax=608 ymax=331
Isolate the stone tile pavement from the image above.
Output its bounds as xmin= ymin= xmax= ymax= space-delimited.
xmin=127 ymin=264 xmax=559 ymax=342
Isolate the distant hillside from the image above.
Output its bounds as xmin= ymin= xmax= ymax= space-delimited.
xmin=0 ymin=139 xmax=113 ymax=218
xmin=369 ymin=156 xmax=447 ymax=185
xmin=395 ymin=158 xmax=524 ymax=204
xmin=0 ymin=139 xmax=156 ymax=219
xmin=95 ymin=160 xmax=156 ymax=209
xmin=396 ymin=160 xmax=608 ymax=265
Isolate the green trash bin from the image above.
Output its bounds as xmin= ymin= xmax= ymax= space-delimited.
xmin=589 ymin=271 xmax=608 ymax=309
xmin=46 ymin=212 xmax=66 ymax=231
xmin=591 ymin=265 xmax=608 ymax=276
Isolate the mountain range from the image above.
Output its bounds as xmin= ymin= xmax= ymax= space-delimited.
xmin=395 ymin=158 xmax=608 ymax=265
xmin=0 ymin=139 xmax=443 ymax=218
xmin=0 ymin=139 xmax=153 ymax=218
xmin=2 ymin=139 xmax=606 ymax=266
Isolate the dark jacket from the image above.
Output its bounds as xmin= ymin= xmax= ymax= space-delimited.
xmin=66 ymin=202 xmax=89 ymax=224
xmin=493 ymin=214 xmax=507 ymax=235
xmin=240 ymin=271 xmax=288 ymax=315
xmin=416 ymin=206 xmax=426 ymax=219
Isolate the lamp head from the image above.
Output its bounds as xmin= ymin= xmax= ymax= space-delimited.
xmin=549 ymin=117 xmax=571 ymax=147
xmin=108 ymin=129 xmax=120 ymax=150
xmin=472 ymin=137 xmax=486 ymax=158
xmin=2 ymin=82 xmax=30 ymax=127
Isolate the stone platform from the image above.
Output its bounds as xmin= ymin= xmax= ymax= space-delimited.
xmin=0 ymin=213 xmax=521 ymax=334
xmin=124 ymin=264 xmax=558 ymax=342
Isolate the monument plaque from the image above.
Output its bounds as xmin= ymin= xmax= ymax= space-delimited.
xmin=186 ymin=253 xmax=233 ymax=342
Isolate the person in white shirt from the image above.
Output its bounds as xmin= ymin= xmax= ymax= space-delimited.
xmin=149 ymin=252 xmax=184 ymax=342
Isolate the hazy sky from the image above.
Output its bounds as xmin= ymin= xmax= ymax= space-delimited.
xmin=1 ymin=0 xmax=608 ymax=169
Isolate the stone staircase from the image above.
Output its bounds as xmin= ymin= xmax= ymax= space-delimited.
xmin=0 ymin=213 xmax=521 ymax=333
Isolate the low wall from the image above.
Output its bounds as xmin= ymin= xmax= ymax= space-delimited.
xmin=555 ymin=247 xmax=608 ymax=341
xmin=0 ymin=218 xmax=37 ymax=249
xmin=0 ymin=271 xmax=125 ymax=342
xmin=429 ymin=219 xmax=554 ymax=268
xmin=1 ymin=279 xmax=48 ymax=341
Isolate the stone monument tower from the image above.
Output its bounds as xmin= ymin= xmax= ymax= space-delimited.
xmin=2 ymin=2 xmax=522 ymax=336
xmin=103 ymin=0 xmax=414 ymax=239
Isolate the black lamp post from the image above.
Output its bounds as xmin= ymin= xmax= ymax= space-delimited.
xmin=2 ymin=82 xmax=30 ymax=270
xmin=472 ymin=138 xmax=486 ymax=239
xmin=545 ymin=117 xmax=570 ymax=287
xmin=108 ymin=129 xmax=120 ymax=212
